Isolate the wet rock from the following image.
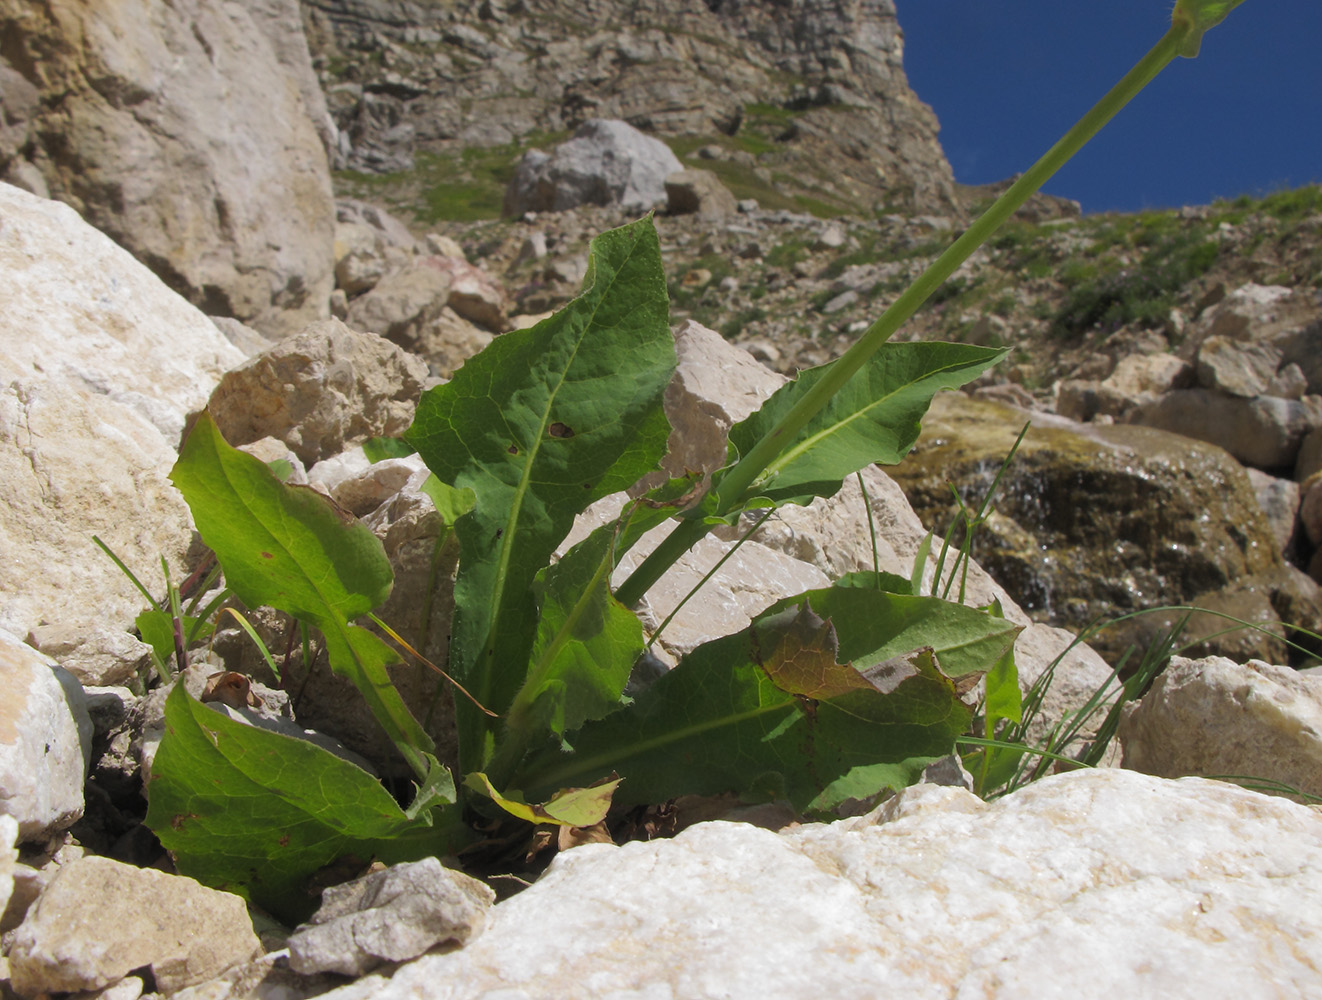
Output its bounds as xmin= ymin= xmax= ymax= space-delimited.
xmin=0 ymin=629 xmax=91 ymax=843
xmin=288 ymin=858 xmax=494 ymax=977
xmin=206 ymin=320 xmax=429 ymax=467
xmin=7 ymin=855 xmax=260 ymax=996
xmin=891 ymin=395 xmax=1282 ymax=664
xmin=665 ymin=169 xmax=737 ymax=221
xmin=1119 ymin=655 xmax=1322 ymax=800
xmin=0 ymin=182 xmax=242 ymax=642
xmin=313 ymin=770 xmax=1322 ymax=1000
xmin=504 ymin=119 xmax=684 ymax=216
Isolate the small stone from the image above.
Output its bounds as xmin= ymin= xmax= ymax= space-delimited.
xmin=7 ymin=856 xmax=260 ymax=996
xmin=814 ymin=222 xmax=848 ymax=250
xmin=287 ymin=857 xmax=494 ymax=977
xmin=0 ymin=630 xmax=91 ymax=842
xmin=424 ymin=233 xmax=467 ymax=259
xmin=664 ymin=169 xmax=737 ymax=221
xmin=822 ymin=289 xmax=859 ymax=314
xmin=24 ymin=625 xmax=151 ymax=688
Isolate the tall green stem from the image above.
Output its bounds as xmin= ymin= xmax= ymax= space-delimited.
xmin=614 ymin=25 xmax=1186 ymax=611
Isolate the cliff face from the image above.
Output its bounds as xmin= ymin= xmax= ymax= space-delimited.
xmin=301 ymin=0 xmax=958 ymax=215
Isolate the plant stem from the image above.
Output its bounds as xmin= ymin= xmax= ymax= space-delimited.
xmin=615 ymin=25 xmax=1185 ymax=611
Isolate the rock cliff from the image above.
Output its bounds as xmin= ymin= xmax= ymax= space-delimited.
xmin=300 ymin=0 xmax=959 ymax=215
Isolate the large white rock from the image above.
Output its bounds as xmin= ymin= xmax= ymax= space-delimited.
xmin=1 ymin=0 xmax=335 ymax=337
xmin=0 ymin=182 xmax=244 ymax=640
xmin=317 ymin=769 xmax=1322 ymax=999
xmin=0 ymin=629 xmax=91 ymax=842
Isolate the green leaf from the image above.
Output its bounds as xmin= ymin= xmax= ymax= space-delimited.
xmin=516 ymin=601 xmax=978 ymax=813
xmin=171 ymin=411 xmax=435 ymax=779
xmin=405 ymin=216 xmax=675 ymax=769
xmin=983 ymin=645 xmax=1022 ymax=726
xmin=765 ymin=586 xmax=1021 ymax=684
xmin=136 ymin=610 xmax=212 ymax=666
xmin=362 ymin=436 xmax=417 ymax=463
xmin=419 ymin=476 xmax=477 ymax=525
xmin=834 ymin=569 xmax=916 ymax=596
xmin=1172 ymin=0 xmax=1246 ymax=57
xmin=506 ymin=527 xmax=643 ymax=741
xmin=464 ymin=772 xmax=620 ymax=828
xmin=967 ymin=646 xmax=1026 ymax=795
xmin=145 ymin=684 xmax=452 ymax=923
xmin=721 ymin=342 xmax=1006 ymax=508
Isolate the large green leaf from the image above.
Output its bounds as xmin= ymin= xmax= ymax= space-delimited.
xmin=720 ymin=342 xmax=1007 ymax=508
xmin=405 ymin=216 xmax=675 ymax=769
xmin=171 ymin=412 xmax=435 ymax=779
xmin=145 ymin=684 xmax=453 ymax=923
xmin=515 ymin=599 xmax=982 ymax=812
xmin=764 ymin=586 xmax=1021 ymax=683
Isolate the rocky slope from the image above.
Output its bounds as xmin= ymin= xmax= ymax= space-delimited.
xmin=302 ymin=0 xmax=958 ymax=216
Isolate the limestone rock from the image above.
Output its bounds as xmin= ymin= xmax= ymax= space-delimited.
xmin=345 ymin=259 xmax=453 ymax=353
xmin=205 ymin=320 xmax=429 ymax=467
xmin=0 ymin=814 xmax=17 ymax=918
xmin=288 ymin=858 xmax=494 ymax=977
xmin=1128 ymin=388 xmax=1316 ymax=470
xmin=316 ymin=769 xmax=1322 ymax=1000
xmin=1303 ymin=475 xmax=1322 ymax=547
xmin=1246 ymin=468 xmax=1302 ymax=558
xmin=336 ymin=198 xmax=419 ymax=254
xmin=427 ymin=256 xmax=508 ymax=331
xmin=1181 ymin=283 xmax=1298 ymax=358
xmin=665 ymin=169 xmax=737 ymax=221
xmin=1119 ymin=655 xmax=1322 ymax=801
xmin=0 ymin=0 xmax=335 ymax=337
xmin=411 ymin=307 xmax=495 ymax=379
xmin=504 ymin=119 xmax=684 ymax=216
xmin=0 ymin=182 xmax=243 ymax=641
xmin=1299 ymin=427 xmax=1322 ymax=483
xmin=1195 ymin=335 xmax=1284 ymax=398
xmin=0 ymin=630 xmax=90 ymax=843
xmin=7 ymin=855 xmax=260 ymax=996
xmin=23 ymin=624 xmax=150 ymax=688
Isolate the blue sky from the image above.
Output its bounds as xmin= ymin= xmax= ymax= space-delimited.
xmin=896 ymin=2 xmax=1320 ymax=214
